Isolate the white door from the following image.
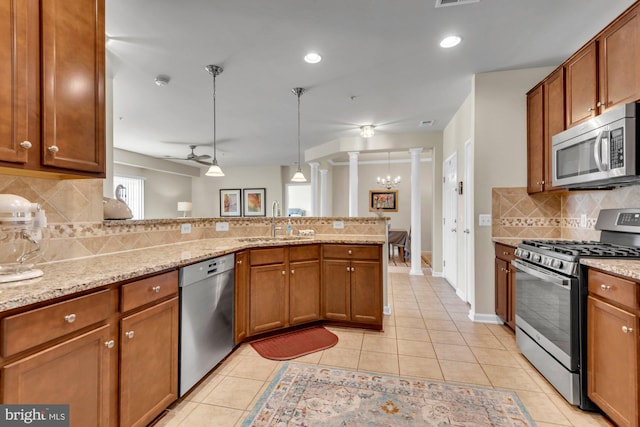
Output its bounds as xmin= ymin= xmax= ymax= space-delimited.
xmin=461 ymin=140 xmax=474 ymax=303
xmin=442 ymin=153 xmax=457 ymax=289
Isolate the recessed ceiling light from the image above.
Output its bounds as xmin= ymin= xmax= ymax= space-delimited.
xmin=440 ymin=35 xmax=462 ymax=48
xmin=154 ymin=75 xmax=170 ymax=86
xmin=304 ymin=52 xmax=322 ymax=64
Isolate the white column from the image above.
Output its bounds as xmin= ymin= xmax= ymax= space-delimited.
xmin=409 ymin=147 xmax=424 ymax=276
xmin=309 ymin=162 xmax=319 ymax=216
xmin=319 ymin=169 xmax=328 ymax=216
xmin=348 ymin=152 xmax=359 ymax=217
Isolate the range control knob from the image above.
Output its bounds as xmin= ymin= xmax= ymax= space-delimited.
xmin=544 ymin=258 xmax=552 ymax=266
xmin=532 ymin=254 xmax=541 ymax=262
xmin=520 ymin=250 xmax=530 ymax=259
xmin=552 ymin=259 xmax=563 ymax=269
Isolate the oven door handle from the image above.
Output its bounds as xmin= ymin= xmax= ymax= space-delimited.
xmin=511 ymin=259 xmax=571 ymax=288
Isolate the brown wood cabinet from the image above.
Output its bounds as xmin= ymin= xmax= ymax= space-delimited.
xmin=289 ymin=245 xmax=321 ymax=325
xmin=120 ymin=297 xmax=179 ymax=427
xmin=234 ymin=251 xmax=249 ymax=343
xmin=494 ymin=243 xmax=516 ymax=330
xmin=587 ymin=268 xmax=639 ymax=427
xmin=565 ymin=42 xmax=599 ymax=128
xmin=0 ymin=269 xmax=179 ymax=427
xmin=526 ymin=84 xmax=545 ymax=193
xmin=0 ymin=0 xmax=105 ymax=177
xmin=249 ymin=263 xmax=289 ymax=334
xmin=544 ymin=68 xmax=565 ymax=192
xmin=322 ymin=244 xmax=382 ymax=328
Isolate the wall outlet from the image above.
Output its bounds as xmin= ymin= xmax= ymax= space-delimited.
xmin=580 ymin=214 xmax=587 ymax=228
xmin=215 ymin=222 xmax=229 ymax=232
xmin=333 ymin=220 xmax=344 ymax=229
xmin=478 ymin=214 xmax=492 ymax=227
xmin=181 ymin=223 xmax=192 ymax=234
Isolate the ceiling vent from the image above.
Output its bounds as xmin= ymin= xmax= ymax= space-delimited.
xmin=419 ymin=120 xmax=435 ymax=127
xmin=435 ymin=0 xmax=479 ymax=7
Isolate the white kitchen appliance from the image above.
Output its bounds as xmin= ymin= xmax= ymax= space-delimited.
xmin=0 ymin=194 xmax=48 ymax=283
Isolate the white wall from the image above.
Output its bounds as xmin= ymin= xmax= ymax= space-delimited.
xmin=191 ymin=165 xmax=285 ymax=217
xmin=114 ymin=164 xmax=192 ymax=219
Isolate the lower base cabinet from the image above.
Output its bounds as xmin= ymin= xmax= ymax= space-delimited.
xmin=494 ymin=243 xmax=516 ymax=330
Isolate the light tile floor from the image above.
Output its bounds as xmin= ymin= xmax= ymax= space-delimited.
xmin=154 ymin=266 xmax=613 ymax=427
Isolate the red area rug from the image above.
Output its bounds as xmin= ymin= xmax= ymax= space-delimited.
xmin=250 ymin=326 xmax=338 ymax=361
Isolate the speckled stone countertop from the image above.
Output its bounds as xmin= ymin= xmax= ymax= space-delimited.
xmin=492 ymin=238 xmax=524 ymax=247
xmin=581 ymin=259 xmax=640 ymax=282
xmin=0 ymin=234 xmax=385 ymax=313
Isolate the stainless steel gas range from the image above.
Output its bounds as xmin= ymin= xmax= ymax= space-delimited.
xmin=512 ymin=208 xmax=640 ymax=411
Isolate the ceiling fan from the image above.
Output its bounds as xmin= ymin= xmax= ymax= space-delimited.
xmin=162 ymin=145 xmax=213 ymax=166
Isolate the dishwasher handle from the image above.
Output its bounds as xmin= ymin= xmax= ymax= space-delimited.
xmin=180 ymin=253 xmax=235 ymax=287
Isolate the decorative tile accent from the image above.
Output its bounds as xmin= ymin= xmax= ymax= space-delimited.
xmin=492 ymin=188 xmax=561 ymax=239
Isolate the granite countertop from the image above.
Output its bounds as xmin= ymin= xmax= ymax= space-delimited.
xmin=492 ymin=238 xmax=524 ymax=247
xmin=0 ymin=234 xmax=385 ymax=313
xmin=580 ymin=258 xmax=640 ymax=282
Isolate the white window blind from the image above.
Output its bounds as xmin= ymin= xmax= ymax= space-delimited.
xmin=113 ymin=176 xmax=145 ymax=220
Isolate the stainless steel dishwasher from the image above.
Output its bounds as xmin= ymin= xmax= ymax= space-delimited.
xmin=179 ymin=253 xmax=235 ymax=397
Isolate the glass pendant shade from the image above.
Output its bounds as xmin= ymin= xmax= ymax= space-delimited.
xmin=291 ymin=87 xmax=307 ymax=183
xmin=205 ymin=64 xmax=224 ymax=177
xmin=291 ymin=169 xmax=307 ymax=182
xmin=205 ymin=161 xmax=224 ymax=177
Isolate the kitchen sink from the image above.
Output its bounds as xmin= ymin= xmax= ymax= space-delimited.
xmin=237 ymin=236 xmax=314 ymax=243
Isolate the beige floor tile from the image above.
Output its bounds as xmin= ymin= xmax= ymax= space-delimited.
xmin=358 ymin=351 xmax=399 ymax=375
xmin=179 ymin=403 xmax=244 ymax=427
xmin=483 ymin=364 xmax=543 ymax=392
xmin=234 ymin=343 xmax=260 ymax=357
xmin=364 ymin=326 xmax=397 ymax=338
xmin=549 ymin=392 xmax=610 ymax=427
xmin=470 ymin=346 xmax=521 ymax=368
xmin=439 ymin=360 xmax=491 ymax=386
xmin=454 ymin=320 xmax=493 ymax=335
xmin=424 ymin=319 xmax=458 ymax=332
xmin=292 ymin=350 xmax=324 ymax=364
xmin=201 ymin=376 xmax=265 ymax=410
xmin=395 ymin=308 xmax=422 ymax=318
xmin=395 ymin=326 xmax=430 ymax=341
xmin=331 ymin=330 xmax=364 ymax=350
xmin=184 ymin=374 xmax=224 ymax=402
xmin=515 ymin=391 xmax=572 ymax=425
xmin=318 ymin=347 xmax=360 ymax=369
xmin=428 ymin=330 xmax=466 ymax=346
xmin=462 ymin=332 xmax=506 ymax=349
xmin=398 ymin=355 xmax=443 ymax=380
xmin=395 ymin=315 xmax=426 ymax=329
xmin=362 ymin=335 xmax=398 ymax=354
xmin=397 ymin=339 xmax=436 ymax=358
xmin=153 ymin=400 xmax=198 ymax=426
xmin=421 ymin=310 xmax=453 ymax=321
xmin=227 ymin=355 xmax=281 ymax=381
xmin=433 ymin=342 xmax=477 ymax=363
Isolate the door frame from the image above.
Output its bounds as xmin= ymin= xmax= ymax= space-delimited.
xmin=442 ymin=152 xmax=457 ymax=290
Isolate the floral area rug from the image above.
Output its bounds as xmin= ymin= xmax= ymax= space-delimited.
xmin=243 ymin=363 xmax=535 ymax=426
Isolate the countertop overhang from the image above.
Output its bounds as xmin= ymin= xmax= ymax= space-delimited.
xmin=0 ymin=235 xmax=385 ymax=313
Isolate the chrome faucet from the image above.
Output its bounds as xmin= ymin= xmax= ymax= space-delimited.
xmin=271 ymin=200 xmax=281 ymax=237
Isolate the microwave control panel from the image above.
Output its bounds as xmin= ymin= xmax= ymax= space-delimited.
xmin=610 ymin=127 xmax=624 ymax=168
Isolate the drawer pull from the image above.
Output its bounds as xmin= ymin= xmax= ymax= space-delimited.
xmin=151 ymin=286 xmax=161 ymax=293
xmin=237 ymin=260 xmax=243 ymax=265
xmin=503 ymin=251 xmax=508 ymax=255
xmin=346 ymin=267 xmax=351 ymax=272
xmin=600 ymin=284 xmax=611 ymax=291
xmin=622 ymin=326 xmax=634 ymax=334
xmin=351 ymin=267 xmax=355 ymax=272
xmin=348 ymin=250 xmax=352 ymax=255
xmin=291 ymin=269 xmax=295 ymax=275
xmin=64 ymin=314 xmax=76 ymax=324
xmin=48 ymin=145 xmax=59 ymax=153
xmin=19 ymin=140 xmax=32 ymax=149
xmin=282 ymin=270 xmax=286 ymax=275
xmin=125 ymin=331 xmax=135 ymax=339
xmin=104 ymin=340 xmax=115 ymax=349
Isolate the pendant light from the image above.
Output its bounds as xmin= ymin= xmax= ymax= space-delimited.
xmin=205 ymin=65 xmax=224 ymax=177
xmin=291 ymin=87 xmax=307 ymax=182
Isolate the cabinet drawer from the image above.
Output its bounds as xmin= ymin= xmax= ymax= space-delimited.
xmin=250 ymin=247 xmax=286 ymax=266
xmin=323 ymin=245 xmax=380 ymax=260
xmin=495 ymin=243 xmax=516 ymax=261
xmin=121 ymin=270 xmax=179 ymax=313
xmin=1 ymin=289 xmax=115 ymax=357
xmin=289 ymin=244 xmax=320 ymax=262
xmin=588 ymin=269 xmax=638 ymax=309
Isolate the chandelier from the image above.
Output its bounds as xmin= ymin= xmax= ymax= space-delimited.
xmin=376 ymin=152 xmax=401 ymax=189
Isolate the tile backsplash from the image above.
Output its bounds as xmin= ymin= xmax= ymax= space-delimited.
xmin=0 ymin=176 xmax=386 ymax=263
xmin=493 ymin=186 xmax=640 ymax=241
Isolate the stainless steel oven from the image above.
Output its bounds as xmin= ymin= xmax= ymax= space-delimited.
xmin=512 ymin=259 xmax=581 ymax=404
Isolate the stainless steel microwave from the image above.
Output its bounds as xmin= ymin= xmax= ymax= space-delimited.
xmin=552 ymin=102 xmax=640 ymax=189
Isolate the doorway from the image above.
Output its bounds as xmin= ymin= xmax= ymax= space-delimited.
xmin=442 ymin=153 xmax=457 ymax=289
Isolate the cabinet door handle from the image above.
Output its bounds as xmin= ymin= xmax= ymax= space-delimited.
xmin=622 ymin=326 xmax=634 ymax=333
xmin=503 ymin=251 xmax=508 ymax=255
xmin=282 ymin=270 xmax=286 ymax=275
xmin=237 ymin=260 xmax=243 ymax=264
xmin=291 ymin=269 xmax=295 ymax=274
xmin=151 ymin=285 xmax=161 ymax=293
xmin=125 ymin=331 xmax=135 ymax=339
xmin=600 ymin=284 xmax=611 ymax=291
xmin=587 ymin=107 xmax=595 ymax=112
xmin=19 ymin=141 xmax=32 ymax=149
xmin=64 ymin=314 xmax=76 ymax=323
xmin=104 ymin=340 xmax=115 ymax=349
xmin=597 ymin=101 xmax=603 ymax=108
xmin=48 ymin=145 xmax=59 ymax=153
xmin=351 ymin=267 xmax=355 ymax=272
xmin=346 ymin=267 xmax=351 ymax=272
xmin=348 ymin=250 xmax=352 ymax=255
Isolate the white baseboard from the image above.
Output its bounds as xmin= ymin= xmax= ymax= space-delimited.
xmin=431 ymin=271 xmax=444 ymax=277
xmin=383 ymin=305 xmax=392 ymax=315
xmin=468 ymin=311 xmax=504 ymax=324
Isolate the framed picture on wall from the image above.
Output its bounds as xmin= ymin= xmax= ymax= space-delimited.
xmin=220 ymin=189 xmax=242 ymax=217
xmin=243 ymin=188 xmax=266 ymax=216
xmin=369 ymin=189 xmax=398 ymax=212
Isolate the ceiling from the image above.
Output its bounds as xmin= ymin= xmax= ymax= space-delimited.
xmin=106 ymin=0 xmax=635 ymax=170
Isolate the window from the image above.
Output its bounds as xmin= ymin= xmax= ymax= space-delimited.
xmin=285 ymin=183 xmax=311 ymax=216
xmin=113 ymin=175 xmax=145 ymax=219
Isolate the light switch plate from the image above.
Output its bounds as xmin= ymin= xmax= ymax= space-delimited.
xmin=478 ymin=214 xmax=491 ymax=227
xmin=216 ymin=222 xmax=229 ymax=232
xmin=181 ymin=223 xmax=192 ymax=234
xmin=333 ymin=220 xmax=344 ymax=229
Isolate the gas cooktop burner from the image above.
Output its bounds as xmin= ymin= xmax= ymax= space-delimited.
xmin=521 ymin=240 xmax=640 ymax=258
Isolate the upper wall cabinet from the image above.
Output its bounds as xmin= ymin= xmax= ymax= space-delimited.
xmin=565 ymin=3 xmax=640 ymax=128
xmin=0 ymin=0 xmax=105 ymax=178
